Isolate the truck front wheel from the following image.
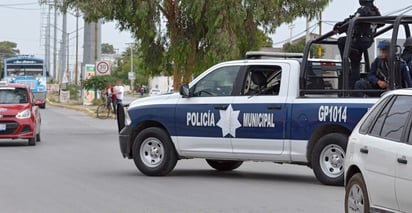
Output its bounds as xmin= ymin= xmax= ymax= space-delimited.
xmin=132 ymin=127 xmax=177 ymax=176
xmin=311 ymin=133 xmax=347 ymax=186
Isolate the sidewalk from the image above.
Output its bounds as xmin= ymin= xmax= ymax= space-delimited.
xmin=47 ymin=94 xmax=139 ymax=118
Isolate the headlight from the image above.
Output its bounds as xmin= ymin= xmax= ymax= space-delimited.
xmin=16 ymin=109 xmax=31 ymax=119
xmin=125 ymin=111 xmax=131 ymax=126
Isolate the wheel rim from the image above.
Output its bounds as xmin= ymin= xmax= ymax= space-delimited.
xmin=98 ymin=106 xmax=109 ymax=118
xmin=319 ymin=144 xmax=345 ymax=178
xmin=140 ymin=137 xmax=165 ymax=168
xmin=347 ymin=183 xmax=365 ymax=213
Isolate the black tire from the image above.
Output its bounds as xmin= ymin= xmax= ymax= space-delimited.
xmin=96 ymin=104 xmax=110 ymax=119
xmin=36 ymin=133 xmax=41 ymax=142
xmin=206 ymin=160 xmax=243 ymax=171
xmin=40 ymin=103 xmax=46 ymax=109
xmin=345 ymin=173 xmax=369 ymax=213
xmin=311 ymin=133 xmax=347 ymax=186
xmin=132 ymin=127 xmax=177 ymax=176
xmin=28 ymin=138 xmax=36 ymax=146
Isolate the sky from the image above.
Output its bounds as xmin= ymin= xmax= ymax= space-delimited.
xmin=1 ymin=0 xmax=412 ymax=69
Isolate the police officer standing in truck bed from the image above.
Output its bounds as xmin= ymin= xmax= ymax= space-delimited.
xmin=334 ymin=0 xmax=381 ymax=89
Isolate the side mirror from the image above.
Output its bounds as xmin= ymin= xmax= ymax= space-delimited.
xmin=179 ymin=84 xmax=190 ymax=98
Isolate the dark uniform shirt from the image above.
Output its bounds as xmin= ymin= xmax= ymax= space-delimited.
xmin=335 ymin=5 xmax=380 ymax=36
xmin=368 ymin=57 xmax=412 ymax=88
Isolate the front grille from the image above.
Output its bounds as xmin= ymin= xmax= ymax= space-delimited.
xmin=0 ymin=122 xmax=18 ymax=134
xmin=15 ymin=80 xmax=36 ymax=89
xmin=0 ymin=115 xmax=15 ymax=118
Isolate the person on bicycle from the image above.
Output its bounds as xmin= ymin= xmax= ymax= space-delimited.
xmin=104 ymin=82 xmax=117 ymax=113
xmin=114 ymin=80 xmax=124 ymax=106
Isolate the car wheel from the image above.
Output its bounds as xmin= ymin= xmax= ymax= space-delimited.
xmin=132 ymin=127 xmax=177 ymax=176
xmin=28 ymin=138 xmax=36 ymax=146
xmin=41 ymin=103 xmax=46 ymax=109
xmin=345 ymin=173 xmax=369 ymax=213
xmin=206 ymin=160 xmax=243 ymax=171
xmin=311 ymin=133 xmax=347 ymax=186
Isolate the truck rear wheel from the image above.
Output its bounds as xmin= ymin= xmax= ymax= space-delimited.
xmin=132 ymin=127 xmax=177 ymax=176
xmin=311 ymin=133 xmax=347 ymax=186
xmin=206 ymin=160 xmax=243 ymax=171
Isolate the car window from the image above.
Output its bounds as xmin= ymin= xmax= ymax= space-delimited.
xmin=370 ymin=97 xmax=394 ymax=138
xmin=0 ymin=88 xmax=28 ymax=104
xmin=242 ymin=65 xmax=282 ymax=96
xmin=192 ymin=66 xmax=240 ymax=97
xmin=359 ymin=96 xmax=391 ymax=134
xmin=370 ymin=95 xmax=412 ymax=142
xmin=409 ymin=125 xmax=412 ymax=145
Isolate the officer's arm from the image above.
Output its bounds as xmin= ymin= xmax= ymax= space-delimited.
xmin=401 ymin=62 xmax=412 ymax=87
xmin=334 ymin=13 xmax=356 ymax=33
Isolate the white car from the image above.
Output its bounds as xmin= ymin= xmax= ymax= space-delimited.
xmin=344 ymin=89 xmax=412 ymax=213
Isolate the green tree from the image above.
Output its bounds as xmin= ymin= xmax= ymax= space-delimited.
xmin=112 ymin=46 xmax=149 ymax=86
xmin=43 ymin=0 xmax=331 ymax=89
xmin=0 ymin=41 xmax=19 ymax=58
xmin=283 ymin=39 xmax=323 ymax=58
xmin=101 ymin=43 xmax=115 ymax=54
xmin=83 ymin=75 xmax=115 ymax=91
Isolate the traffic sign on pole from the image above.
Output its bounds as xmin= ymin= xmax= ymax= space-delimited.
xmin=96 ymin=61 xmax=111 ymax=76
xmin=128 ymin=72 xmax=135 ymax=80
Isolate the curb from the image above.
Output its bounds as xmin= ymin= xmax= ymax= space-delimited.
xmin=46 ymin=99 xmax=97 ymax=118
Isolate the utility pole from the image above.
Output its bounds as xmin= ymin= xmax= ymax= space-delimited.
xmin=66 ymin=32 xmax=70 ymax=82
xmin=306 ymin=17 xmax=311 ymax=44
xmin=288 ymin=24 xmax=295 ymax=44
xmin=61 ymin=11 xmax=67 ymax=83
xmin=126 ymin=43 xmax=135 ymax=95
xmin=319 ymin=11 xmax=323 ymax=36
xmin=75 ymin=10 xmax=79 ymax=85
xmin=53 ymin=0 xmax=57 ymax=81
xmin=130 ymin=44 xmax=134 ymax=95
xmin=45 ymin=1 xmax=51 ymax=77
xmin=318 ymin=12 xmax=323 ymax=58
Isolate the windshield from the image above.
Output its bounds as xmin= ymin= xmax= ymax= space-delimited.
xmin=0 ymin=88 xmax=28 ymax=104
xmin=6 ymin=64 xmax=44 ymax=78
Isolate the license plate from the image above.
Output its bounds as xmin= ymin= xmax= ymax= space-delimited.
xmin=0 ymin=124 xmax=6 ymax=131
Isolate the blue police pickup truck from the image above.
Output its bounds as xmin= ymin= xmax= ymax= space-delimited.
xmin=117 ymin=16 xmax=412 ymax=186
xmin=117 ymin=54 xmax=377 ymax=186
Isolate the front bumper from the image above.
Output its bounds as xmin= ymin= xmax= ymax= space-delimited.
xmin=0 ymin=118 xmax=35 ymax=139
xmin=119 ymin=125 xmax=133 ymax=159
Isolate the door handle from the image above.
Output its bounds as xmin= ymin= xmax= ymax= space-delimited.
xmin=360 ymin=147 xmax=369 ymax=154
xmin=267 ymin=105 xmax=282 ymax=110
xmin=397 ymin=157 xmax=408 ymax=165
xmin=214 ymin=105 xmax=228 ymax=110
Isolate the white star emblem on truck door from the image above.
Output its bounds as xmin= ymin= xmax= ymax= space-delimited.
xmin=216 ymin=104 xmax=241 ymax=138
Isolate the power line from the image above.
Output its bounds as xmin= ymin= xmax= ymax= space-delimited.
xmin=384 ymin=5 xmax=412 ymax=15
xmin=0 ymin=5 xmax=40 ymax=11
xmin=0 ymin=2 xmax=38 ymax=6
xmin=0 ymin=1 xmax=40 ymax=10
xmin=273 ymin=23 xmax=318 ymax=46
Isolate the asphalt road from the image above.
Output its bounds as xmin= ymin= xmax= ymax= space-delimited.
xmin=0 ymin=105 xmax=344 ymax=213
